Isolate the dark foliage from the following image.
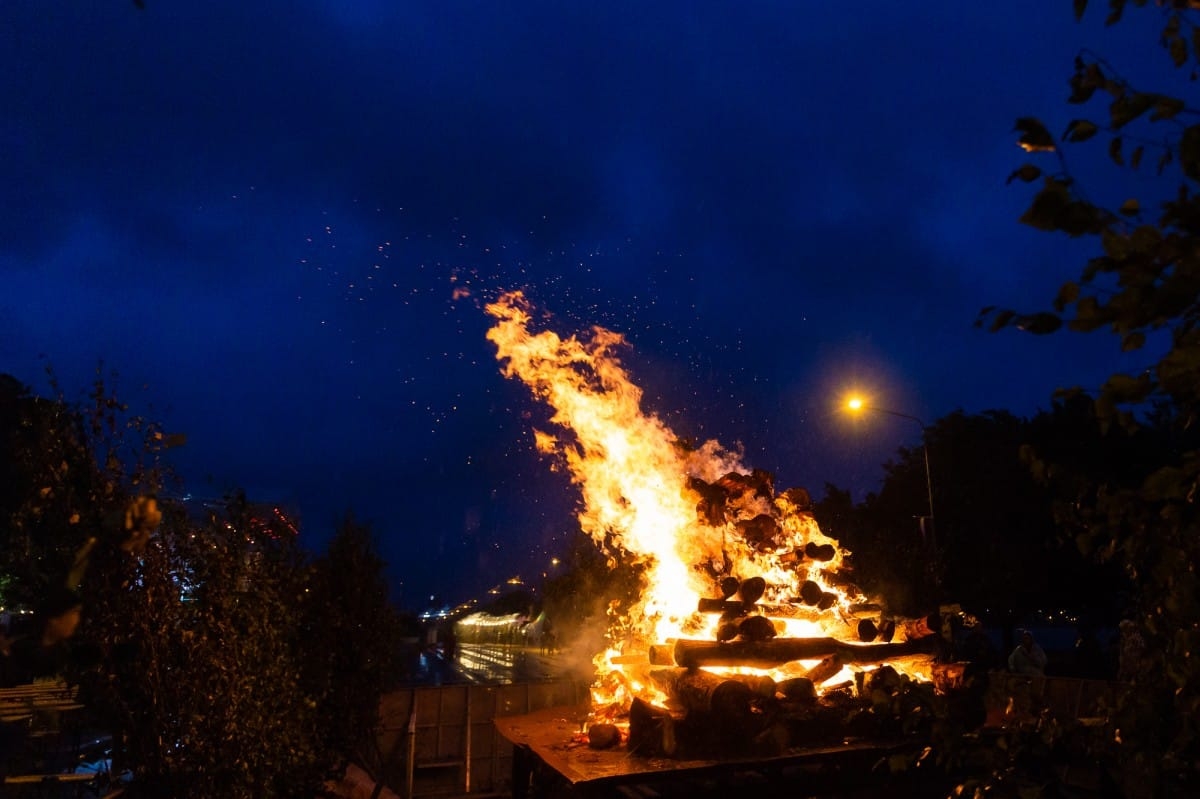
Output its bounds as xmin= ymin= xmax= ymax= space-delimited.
xmin=977 ymin=1 xmax=1200 ymax=794
xmin=1 ymin=371 xmax=408 ymax=797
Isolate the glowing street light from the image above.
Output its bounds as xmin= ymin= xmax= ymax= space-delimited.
xmin=844 ymin=395 xmax=936 ymax=548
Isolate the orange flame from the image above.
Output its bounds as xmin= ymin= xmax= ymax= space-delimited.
xmin=486 ymin=291 xmax=929 ymax=719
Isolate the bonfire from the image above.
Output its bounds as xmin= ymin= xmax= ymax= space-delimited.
xmin=486 ymin=290 xmax=944 ymax=758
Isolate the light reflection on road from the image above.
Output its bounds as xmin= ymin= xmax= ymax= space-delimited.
xmin=454 ymin=643 xmax=563 ymax=683
xmin=405 ymin=643 xmax=564 ymax=686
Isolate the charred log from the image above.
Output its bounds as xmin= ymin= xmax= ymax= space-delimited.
xmin=736 ymin=514 xmax=781 ymax=550
xmin=688 ymin=477 xmax=728 ymax=527
xmin=587 ymin=723 xmax=620 ymax=749
xmin=799 ymin=580 xmax=823 ymax=605
xmin=726 ymin=673 xmax=776 ymax=698
xmin=780 ymin=486 xmax=811 ymax=511
xmin=737 ymin=615 xmax=778 ymax=642
xmin=715 ymin=620 xmax=739 ymax=642
xmin=877 ymin=619 xmax=896 ymax=643
xmin=738 ymin=575 xmax=766 ymax=604
xmin=857 ymin=619 xmax=878 ymax=642
xmin=717 ymin=469 xmax=775 ymax=499
xmin=805 ymin=542 xmax=837 ymax=561
xmin=778 ymin=677 xmax=817 ymax=703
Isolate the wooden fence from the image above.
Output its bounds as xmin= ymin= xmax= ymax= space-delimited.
xmin=365 ymin=680 xmax=588 ymax=798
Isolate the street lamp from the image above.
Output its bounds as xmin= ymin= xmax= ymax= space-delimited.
xmin=844 ymin=396 xmax=936 ymax=548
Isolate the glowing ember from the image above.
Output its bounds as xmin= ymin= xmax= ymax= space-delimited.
xmin=485 ymin=290 xmax=932 ymax=725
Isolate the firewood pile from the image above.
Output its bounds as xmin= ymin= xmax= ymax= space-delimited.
xmin=591 ymin=578 xmax=946 ymax=759
xmin=585 ymin=469 xmax=951 ymax=760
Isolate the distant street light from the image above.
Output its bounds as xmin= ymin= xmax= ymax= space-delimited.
xmin=844 ymin=396 xmax=936 ymax=558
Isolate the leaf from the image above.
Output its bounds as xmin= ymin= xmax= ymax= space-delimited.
xmin=1180 ymin=125 xmax=1200 ymax=181
xmin=1054 ymin=281 xmax=1080 ymax=312
xmin=1073 ymin=0 xmax=1087 ymax=21
xmin=1020 ymin=179 xmax=1072 ymax=231
xmin=1068 ymin=61 xmax=1102 ymax=104
xmin=1065 ymin=119 xmax=1100 ymax=142
xmin=1120 ymin=198 xmax=1140 ymax=215
xmin=1070 ymin=296 xmax=1104 ymax=331
xmin=1122 ymin=331 xmax=1146 ymax=351
xmin=1102 ymin=371 xmax=1151 ymax=402
xmin=1131 ymin=145 xmax=1144 ymax=169
xmin=1105 ymin=0 xmax=1126 ymax=26
xmin=1157 ymin=148 xmax=1174 ymax=176
xmin=1006 ymin=164 xmax=1042 ymax=184
xmin=1170 ymin=34 xmax=1188 ymax=68
xmin=1109 ymin=136 xmax=1124 ymax=166
xmin=1150 ymin=96 xmax=1185 ymax=121
xmin=989 ymin=309 xmax=1016 ymax=332
xmin=1110 ymin=93 xmax=1154 ymax=129
xmin=1014 ymin=117 xmax=1056 ymax=153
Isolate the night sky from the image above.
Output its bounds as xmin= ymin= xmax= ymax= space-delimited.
xmin=1 ymin=3 xmax=1159 ymax=608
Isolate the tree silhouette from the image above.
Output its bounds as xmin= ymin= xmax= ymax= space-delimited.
xmin=980 ymin=1 xmax=1200 ymax=792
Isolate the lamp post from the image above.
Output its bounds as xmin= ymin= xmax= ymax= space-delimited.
xmin=845 ymin=397 xmax=936 ymax=562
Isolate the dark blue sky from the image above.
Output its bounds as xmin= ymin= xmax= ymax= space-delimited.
xmin=1 ymin=2 xmax=1161 ymax=607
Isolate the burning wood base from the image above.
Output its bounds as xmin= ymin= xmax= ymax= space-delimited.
xmin=622 ymin=663 xmax=939 ymax=759
xmin=670 ymin=636 xmax=937 ymax=669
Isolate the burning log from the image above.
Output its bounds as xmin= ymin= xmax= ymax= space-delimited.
xmin=717 ymin=469 xmax=774 ymax=499
xmin=738 ymin=576 xmax=766 ymax=604
xmin=715 ymin=620 xmax=739 ymax=641
xmin=857 ymin=619 xmax=878 ymax=642
xmin=877 ymin=619 xmax=897 ymax=642
xmin=587 ymin=723 xmax=621 ymax=749
xmin=649 ymin=668 xmax=756 ymax=721
xmin=736 ymin=514 xmax=781 ymax=550
xmin=804 ymin=542 xmax=837 ymax=561
xmin=697 ymin=598 xmax=747 ymax=614
xmin=804 ymin=653 xmax=845 ymax=685
xmin=845 ymin=601 xmax=885 ymax=617
xmin=627 ymin=697 xmax=681 ymax=757
xmin=648 ymin=644 xmax=676 ymax=666
xmin=697 ymin=598 xmax=831 ymax=618
xmin=778 ymin=677 xmax=817 ymax=702
xmin=670 ymin=636 xmax=936 ymax=669
xmin=780 ymin=485 xmax=811 ymax=511
xmin=689 ymin=477 xmax=729 ymax=526
xmin=797 ymin=580 xmax=836 ymax=608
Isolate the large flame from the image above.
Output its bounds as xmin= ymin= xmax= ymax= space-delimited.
xmin=485 ymin=291 xmax=927 ymax=719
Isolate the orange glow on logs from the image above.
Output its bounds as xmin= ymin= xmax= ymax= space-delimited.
xmin=485 ymin=291 xmax=930 ymax=722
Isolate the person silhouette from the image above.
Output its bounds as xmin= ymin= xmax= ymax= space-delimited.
xmin=1008 ymin=629 xmax=1047 ymax=676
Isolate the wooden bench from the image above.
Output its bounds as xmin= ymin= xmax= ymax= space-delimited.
xmin=1 ymin=680 xmax=98 ymax=792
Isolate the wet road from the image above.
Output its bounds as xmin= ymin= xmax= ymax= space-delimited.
xmin=400 ymin=643 xmax=565 ymax=686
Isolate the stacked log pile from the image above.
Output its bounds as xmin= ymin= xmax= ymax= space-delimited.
xmin=595 ymin=573 xmax=945 ymax=759
xmin=586 ymin=469 xmax=948 ymax=759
